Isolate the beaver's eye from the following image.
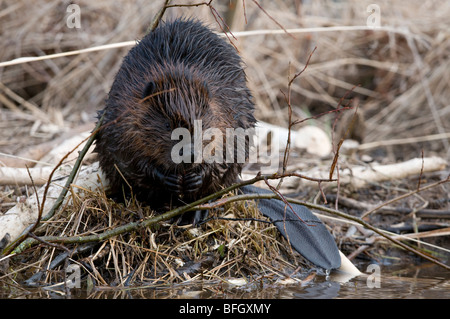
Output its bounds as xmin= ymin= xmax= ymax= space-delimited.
xmin=143 ymin=81 xmax=156 ymax=99
xmin=165 ymin=122 xmax=171 ymax=131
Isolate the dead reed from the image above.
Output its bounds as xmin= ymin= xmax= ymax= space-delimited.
xmin=0 ymin=0 xmax=449 ymax=295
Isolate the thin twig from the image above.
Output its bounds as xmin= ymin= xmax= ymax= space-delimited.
xmin=417 ymin=149 xmax=424 ymax=191
xmin=329 ymin=86 xmax=360 ymax=210
xmin=278 ymin=47 xmax=317 ymax=189
xmin=264 ymin=178 xmax=314 ymax=226
xmin=145 ymin=0 xmax=172 ymax=35
xmin=164 ymin=1 xmax=239 ymax=51
xmin=358 ymin=132 xmax=450 ymax=151
xmin=360 ymin=175 xmax=450 ymax=219
xmin=251 ymin=0 xmax=295 ymax=39
xmin=24 ymin=165 xmax=41 ymax=234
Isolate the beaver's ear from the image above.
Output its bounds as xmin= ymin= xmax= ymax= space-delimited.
xmin=142 ymin=81 xmax=157 ymax=99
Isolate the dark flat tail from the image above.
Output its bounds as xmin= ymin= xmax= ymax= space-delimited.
xmin=239 ymin=185 xmax=341 ymax=270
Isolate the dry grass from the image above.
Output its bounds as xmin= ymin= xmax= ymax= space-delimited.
xmin=0 ymin=0 xmax=449 ymax=296
xmin=1 ymin=187 xmax=312 ymax=293
xmin=1 ymin=1 xmax=449 ymax=147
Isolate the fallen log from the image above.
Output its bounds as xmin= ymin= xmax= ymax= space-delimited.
xmin=0 ymin=162 xmax=104 ymax=252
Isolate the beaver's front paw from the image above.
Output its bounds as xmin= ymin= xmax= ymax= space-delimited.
xmin=183 ymin=170 xmax=203 ymax=195
xmin=150 ymin=167 xmax=183 ymax=195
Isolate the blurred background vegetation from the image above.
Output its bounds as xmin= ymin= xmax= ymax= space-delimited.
xmin=0 ymin=0 xmax=449 ymax=159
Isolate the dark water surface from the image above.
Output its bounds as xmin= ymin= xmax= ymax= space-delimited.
xmin=2 ymin=261 xmax=449 ymax=299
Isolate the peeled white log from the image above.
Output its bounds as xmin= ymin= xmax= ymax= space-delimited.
xmin=308 ymin=156 xmax=448 ymax=188
xmin=0 ymin=131 xmax=94 ymax=186
xmin=0 ymin=166 xmax=55 ymax=186
xmin=243 ymin=156 xmax=448 ymax=190
xmin=255 ymin=121 xmax=332 ymax=157
xmin=0 ymin=162 xmax=105 ymax=251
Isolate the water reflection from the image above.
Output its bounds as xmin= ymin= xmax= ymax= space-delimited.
xmin=1 ymin=262 xmax=449 ymax=299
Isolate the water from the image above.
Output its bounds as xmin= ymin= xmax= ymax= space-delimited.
xmin=2 ymin=261 xmax=448 ymax=299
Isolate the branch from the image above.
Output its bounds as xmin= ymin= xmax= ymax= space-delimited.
xmin=301 ymin=156 xmax=448 ymax=189
xmin=146 ymin=0 xmax=172 ymax=34
xmin=7 ymin=171 xmax=334 ymax=254
xmin=193 ymin=191 xmax=450 ymax=271
xmin=1 ymin=115 xmax=104 ymax=256
xmin=278 ymin=47 xmax=317 ymax=189
xmin=13 ymin=179 xmax=449 ymax=270
xmin=360 ymin=174 xmax=450 ymax=219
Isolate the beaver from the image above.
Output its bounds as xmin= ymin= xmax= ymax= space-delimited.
xmin=95 ymin=18 xmax=256 ymax=219
xmin=95 ymin=18 xmax=341 ymax=270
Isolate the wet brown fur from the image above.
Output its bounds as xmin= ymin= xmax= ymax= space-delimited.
xmin=95 ymin=19 xmax=256 ymax=212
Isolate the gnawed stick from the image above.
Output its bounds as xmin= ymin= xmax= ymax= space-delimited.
xmin=244 ymin=156 xmax=447 ymax=190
